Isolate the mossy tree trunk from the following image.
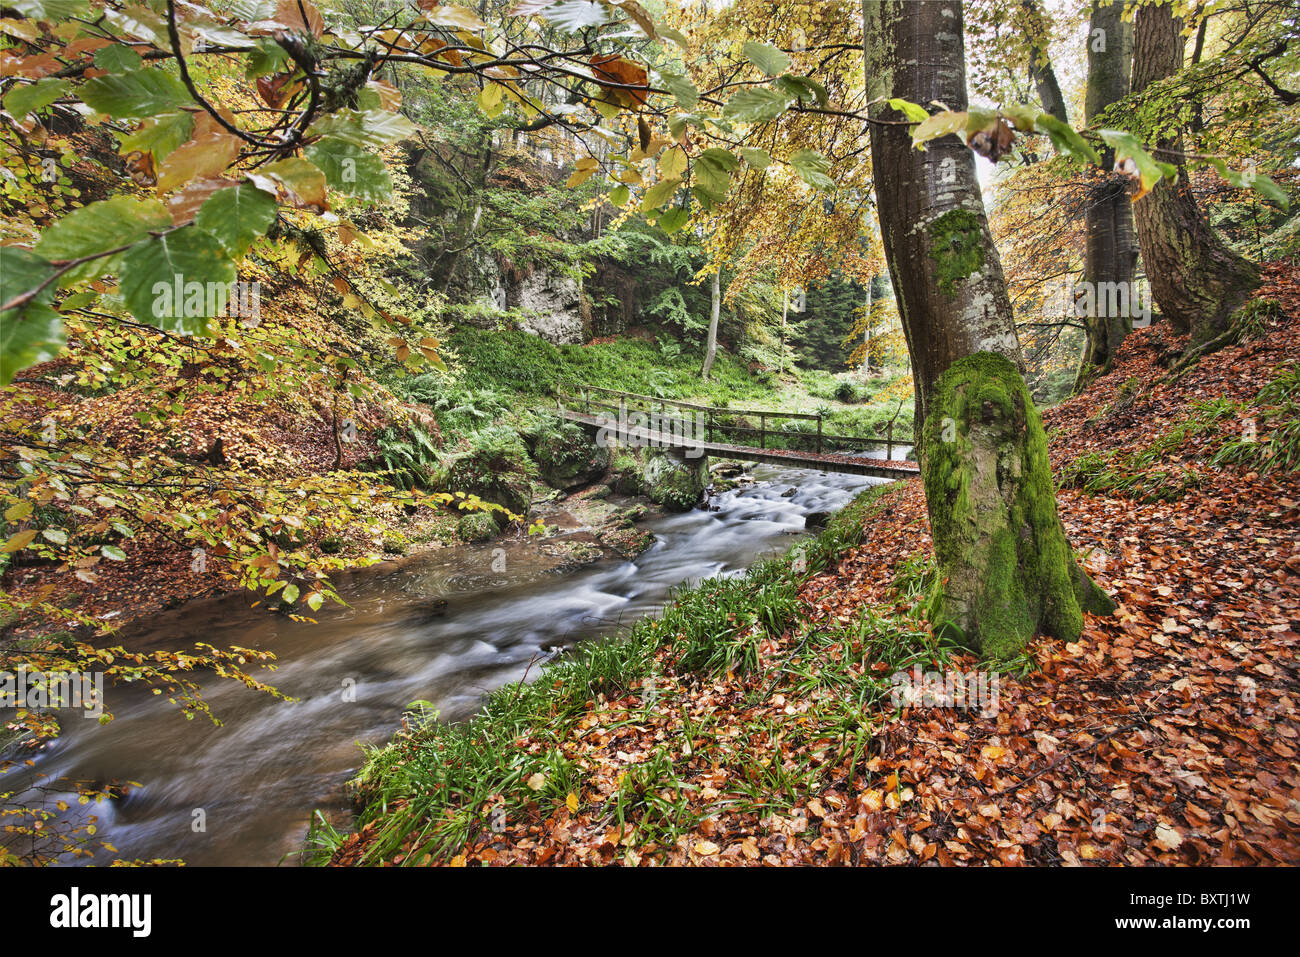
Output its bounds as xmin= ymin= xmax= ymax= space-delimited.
xmin=1131 ymin=2 xmax=1259 ymax=344
xmin=864 ymin=0 xmax=1113 ymax=658
xmin=1074 ymin=0 xmax=1139 ymax=391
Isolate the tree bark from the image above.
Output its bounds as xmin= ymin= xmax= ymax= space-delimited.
xmin=1022 ymin=0 xmax=1068 ymax=125
xmin=1073 ymin=0 xmax=1138 ymax=390
xmin=702 ymin=268 xmax=720 ymax=380
xmin=1131 ymin=1 xmax=1259 ymax=343
xmin=864 ymin=0 xmax=1112 ymax=658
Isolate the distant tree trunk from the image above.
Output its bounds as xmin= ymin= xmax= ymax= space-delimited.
xmin=864 ymin=0 xmax=1112 ymax=659
xmin=862 ymin=274 xmax=874 ymax=376
xmin=1131 ymin=1 xmax=1259 ymax=344
xmin=778 ymin=287 xmax=788 ymax=375
xmin=702 ymin=268 xmax=720 ymax=380
xmin=1023 ymin=0 xmax=1069 ymax=125
xmin=1073 ymin=0 xmax=1138 ymax=391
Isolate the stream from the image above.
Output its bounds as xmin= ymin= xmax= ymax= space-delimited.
xmin=10 ymin=459 xmax=901 ymax=866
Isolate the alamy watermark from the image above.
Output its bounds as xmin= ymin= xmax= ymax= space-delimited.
xmin=890 ymin=664 xmax=1000 ymax=716
xmin=152 ymin=275 xmax=262 ymax=327
xmin=594 ymin=400 xmax=706 ymax=458
xmin=1042 ymin=277 xmax=1152 ymax=328
xmin=1 ymin=666 xmax=103 ymax=718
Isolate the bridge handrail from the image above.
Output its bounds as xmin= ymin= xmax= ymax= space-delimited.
xmin=557 ymin=382 xmax=903 ymax=457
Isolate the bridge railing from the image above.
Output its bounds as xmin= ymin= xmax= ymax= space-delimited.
xmin=555 ymin=383 xmax=903 ymax=460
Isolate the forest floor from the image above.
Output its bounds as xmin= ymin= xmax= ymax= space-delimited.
xmin=333 ymin=264 xmax=1299 ymax=866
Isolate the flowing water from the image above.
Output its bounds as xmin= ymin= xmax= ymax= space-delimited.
xmin=9 ymin=458 xmax=903 ymax=866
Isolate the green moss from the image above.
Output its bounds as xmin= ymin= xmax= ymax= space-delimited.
xmin=927 ymin=209 xmax=986 ymax=298
xmin=920 ymin=352 xmax=1113 ymax=660
xmin=456 ymin=511 xmax=499 ymax=543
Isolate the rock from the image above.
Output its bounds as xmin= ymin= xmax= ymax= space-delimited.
xmin=642 ymin=448 xmax=708 ymax=511
xmin=804 ymin=511 xmax=832 ymax=529
xmin=457 ymin=511 xmax=499 ymax=543
xmin=781 ymin=487 xmax=797 ymax=498
xmin=512 ymin=271 xmax=585 ymax=344
xmin=534 ymin=424 xmax=610 ymax=490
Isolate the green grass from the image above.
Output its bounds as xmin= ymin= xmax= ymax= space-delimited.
xmin=449 ymin=328 xmax=772 ymax=404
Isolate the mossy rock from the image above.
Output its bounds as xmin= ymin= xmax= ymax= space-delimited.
xmin=642 ymin=448 xmax=707 ymax=511
xmin=457 ymin=511 xmax=499 ymax=543
xmin=534 ymin=423 xmax=610 ymax=490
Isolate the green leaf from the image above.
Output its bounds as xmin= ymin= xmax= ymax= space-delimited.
xmin=93 ymin=44 xmax=143 ymax=73
xmin=641 ymin=176 xmax=682 ymax=212
xmin=743 ymin=40 xmax=790 ymax=77
xmin=694 ymin=149 xmax=738 ymax=203
xmin=722 ymin=87 xmax=790 ymax=124
xmin=0 ymin=247 xmax=65 ymax=385
xmin=1198 ymin=157 xmax=1290 ymax=210
xmin=609 ymin=184 xmax=630 ymax=206
xmin=306 ymin=591 xmax=324 ymax=611
xmin=10 ymin=0 xmax=91 ymax=18
xmin=774 ymin=74 xmax=828 ymax=107
xmin=119 ymin=227 xmax=237 ymax=333
xmin=308 ymin=110 xmax=417 ymax=148
xmin=658 ymin=207 xmax=689 ymax=234
xmin=740 ymin=147 xmax=772 ymax=169
xmin=658 ymin=71 xmax=699 ymax=110
xmin=3 ymin=78 xmax=70 ymax=119
xmin=80 ymin=68 xmax=193 ymax=119
xmin=101 ymin=544 xmax=127 ymax=561
xmin=305 ymin=137 xmax=393 ymax=205
xmin=1034 ymin=113 xmax=1100 ymax=166
xmin=35 ymin=196 xmax=173 ymax=285
xmin=282 ymin=583 xmax=299 ymax=603
xmin=118 ymin=111 xmax=194 ymax=162
xmin=910 ymin=109 xmax=967 ymax=149
xmin=41 ymin=528 xmax=67 ymax=545
xmin=887 ymin=98 xmax=929 ymax=123
xmin=194 ymin=184 xmax=278 ymax=257
xmin=788 ymin=149 xmax=834 ymax=191
xmin=245 ymin=38 xmax=291 ymax=78
xmin=658 ymin=26 xmax=689 ymax=49
xmin=1099 ymin=129 xmax=1175 ymax=199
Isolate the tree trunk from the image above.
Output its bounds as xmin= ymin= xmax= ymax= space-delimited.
xmin=862 ymin=273 xmax=874 ymax=376
xmin=778 ymin=287 xmax=788 ymax=376
xmin=1022 ymin=0 xmax=1068 ymax=125
xmin=864 ymin=0 xmax=1112 ymax=659
xmin=1131 ymin=1 xmax=1259 ymax=343
xmin=702 ymin=268 xmax=720 ymax=380
xmin=1073 ymin=0 xmax=1138 ymax=391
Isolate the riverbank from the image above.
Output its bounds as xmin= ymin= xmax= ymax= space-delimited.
xmin=328 ymin=269 xmax=1300 ymax=866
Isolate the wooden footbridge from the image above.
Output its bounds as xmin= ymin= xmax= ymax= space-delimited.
xmin=556 ymin=384 xmax=920 ymax=480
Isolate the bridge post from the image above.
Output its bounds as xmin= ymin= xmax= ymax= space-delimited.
xmin=816 ymin=415 xmax=823 ymax=454
xmin=760 ymin=413 xmax=766 ymax=449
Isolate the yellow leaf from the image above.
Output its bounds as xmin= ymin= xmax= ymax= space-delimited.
xmin=566 ymin=792 xmax=579 ymax=812
xmin=565 ymin=166 xmax=595 ymax=188
xmin=526 ymin=772 xmax=546 ymax=791
xmin=1 ymin=530 xmax=37 ymax=553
